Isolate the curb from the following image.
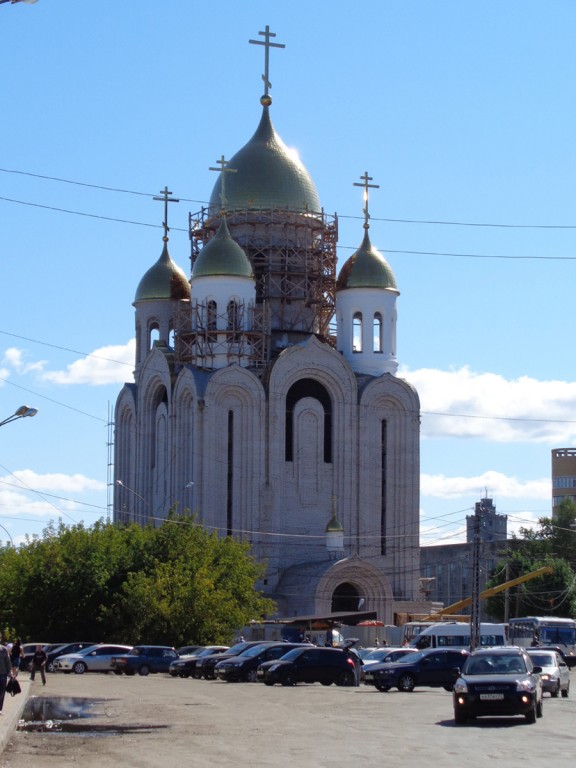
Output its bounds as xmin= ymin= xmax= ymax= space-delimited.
xmin=0 ymin=678 xmax=31 ymax=755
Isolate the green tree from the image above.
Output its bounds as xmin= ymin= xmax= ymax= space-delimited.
xmin=484 ymin=499 xmax=576 ymax=621
xmin=0 ymin=515 xmax=275 ymax=645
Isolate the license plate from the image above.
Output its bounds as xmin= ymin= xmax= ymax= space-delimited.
xmin=480 ymin=693 xmax=504 ymax=700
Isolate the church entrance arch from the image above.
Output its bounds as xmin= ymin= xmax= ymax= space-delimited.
xmin=315 ymin=558 xmax=394 ymax=624
xmin=331 ymin=582 xmax=361 ymax=613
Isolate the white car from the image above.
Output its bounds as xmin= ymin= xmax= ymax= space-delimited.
xmin=55 ymin=644 xmax=132 ymax=674
xmin=526 ymin=649 xmax=570 ymax=697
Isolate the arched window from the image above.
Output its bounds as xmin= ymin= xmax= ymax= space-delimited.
xmin=353 ymin=312 xmax=362 ymax=352
xmin=227 ymin=299 xmax=240 ymax=342
xmin=373 ymin=312 xmax=383 ymax=352
xmin=285 ymin=378 xmax=332 ymax=463
xmin=207 ymin=300 xmax=217 ymax=342
xmin=149 ymin=322 xmax=160 ymax=349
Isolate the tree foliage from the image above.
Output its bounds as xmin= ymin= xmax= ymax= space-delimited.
xmin=0 ymin=515 xmax=275 ymax=645
xmin=484 ymin=500 xmax=576 ymax=621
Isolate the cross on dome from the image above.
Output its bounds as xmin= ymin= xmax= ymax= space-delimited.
xmin=209 ymin=155 xmax=237 ymax=212
xmin=249 ymin=24 xmax=285 ymax=105
xmin=353 ymin=171 xmax=379 ymax=230
xmin=153 ymin=185 xmax=180 ymax=241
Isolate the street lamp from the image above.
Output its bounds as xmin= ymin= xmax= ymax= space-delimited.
xmin=116 ymin=480 xmax=151 ymax=525
xmin=0 ymin=405 xmax=38 ymax=428
xmin=0 ymin=522 xmax=14 ymax=547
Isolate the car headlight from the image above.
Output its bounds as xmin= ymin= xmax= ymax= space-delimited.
xmin=516 ymin=679 xmax=536 ymax=692
xmin=453 ymin=679 xmax=468 ymax=694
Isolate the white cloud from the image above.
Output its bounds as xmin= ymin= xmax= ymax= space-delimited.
xmin=41 ymin=339 xmax=135 ymax=386
xmin=2 ymin=347 xmax=46 ymax=375
xmin=421 ymin=470 xmax=550 ymax=500
xmin=400 ymin=366 xmax=576 ymax=444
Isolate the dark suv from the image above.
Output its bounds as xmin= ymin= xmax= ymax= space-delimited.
xmin=368 ymin=647 xmax=469 ymax=692
xmin=257 ymin=646 xmax=357 ymax=686
xmin=215 ymin=643 xmax=304 ymax=683
xmin=453 ymin=646 xmax=543 ymax=724
xmin=111 ymin=645 xmax=178 ymax=676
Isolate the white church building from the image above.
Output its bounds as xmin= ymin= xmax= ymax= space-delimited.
xmin=114 ymin=27 xmax=428 ymax=623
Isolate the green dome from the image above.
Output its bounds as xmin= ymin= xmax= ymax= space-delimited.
xmin=192 ymin=217 xmax=254 ymax=279
xmin=209 ymin=106 xmax=321 ymax=214
xmin=336 ymin=230 xmax=397 ymax=291
xmin=134 ymin=240 xmax=190 ymax=302
xmin=325 ymin=511 xmax=344 ymax=533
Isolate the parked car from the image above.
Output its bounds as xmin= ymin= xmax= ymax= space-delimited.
xmin=367 ymin=647 xmax=469 ymax=692
xmin=169 ymin=646 xmax=230 ymax=678
xmin=215 ymin=643 xmax=305 ymax=683
xmin=257 ymin=646 xmax=357 ymax=687
xmin=55 ymin=644 xmax=132 ymax=674
xmin=363 ymin=648 xmax=418 ymax=687
xmin=453 ymin=647 xmax=543 ymax=724
xmin=111 ymin=645 xmax=179 ymax=676
xmin=45 ymin=643 xmax=99 ymax=673
xmin=177 ymin=645 xmax=203 ymax=657
xmin=194 ymin=641 xmax=268 ymax=680
xmin=532 ymin=645 xmax=576 ymax=669
xmin=526 ymin=649 xmax=570 ymax=698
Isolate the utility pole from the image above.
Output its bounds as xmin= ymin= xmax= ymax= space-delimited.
xmin=469 ymin=502 xmax=482 ymax=652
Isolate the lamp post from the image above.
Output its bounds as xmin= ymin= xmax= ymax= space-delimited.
xmin=0 ymin=405 xmax=38 ymax=428
xmin=0 ymin=522 xmax=14 ymax=547
xmin=116 ymin=480 xmax=151 ymax=525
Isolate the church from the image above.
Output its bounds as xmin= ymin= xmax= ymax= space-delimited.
xmin=114 ymin=27 xmax=427 ymax=623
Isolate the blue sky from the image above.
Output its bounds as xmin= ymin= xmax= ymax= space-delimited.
xmin=1 ymin=0 xmax=575 ymax=547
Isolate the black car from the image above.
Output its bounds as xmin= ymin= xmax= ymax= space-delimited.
xmin=111 ymin=645 xmax=179 ymax=676
xmin=169 ymin=646 xmax=230 ymax=678
xmin=367 ymin=647 xmax=469 ymax=692
xmin=215 ymin=643 xmax=304 ymax=683
xmin=194 ymin=641 xmax=272 ymax=680
xmin=363 ymin=648 xmax=418 ymax=688
xmin=257 ymin=646 xmax=357 ymax=687
xmin=453 ymin=647 xmax=543 ymax=724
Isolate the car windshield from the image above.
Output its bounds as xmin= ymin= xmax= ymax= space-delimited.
xmin=224 ymin=642 xmax=249 ymax=656
xmin=278 ymin=648 xmax=306 ymax=661
xmin=465 ymin=654 xmax=527 ymax=675
xmin=528 ymin=653 xmax=555 ymax=667
xmin=394 ymin=650 xmax=425 ymax=664
xmin=240 ymin=644 xmax=271 ymax=658
xmin=363 ymin=649 xmax=397 ymax=662
xmin=197 ymin=647 xmax=222 ymax=657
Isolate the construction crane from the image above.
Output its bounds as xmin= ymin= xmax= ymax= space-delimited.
xmin=419 ymin=565 xmax=554 ymax=622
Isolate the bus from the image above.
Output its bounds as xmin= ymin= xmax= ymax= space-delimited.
xmin=411 ymin=622 xmax=507 ymax=650
xmin=508 ymin=616 xmax=576 ymax=663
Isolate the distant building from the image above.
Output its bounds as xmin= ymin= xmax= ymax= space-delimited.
xmin=420 ymin=497 xmax=508 ymax=621
xmin=551 ymin=448 xmax=576 ymax=516
xmin=466 ymin=497 xmax=507 ymax=543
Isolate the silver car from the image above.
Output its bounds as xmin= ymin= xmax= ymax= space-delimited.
xmin=526 ymin=649 xmax=570 ymax=698
xmin=55 ymin=644 xmax=132 ymax=674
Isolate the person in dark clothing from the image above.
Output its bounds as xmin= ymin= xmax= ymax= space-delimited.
xmin=30 ymin=645 xmax=47 ymax=685
xmin=0 ymin=641 xmax=11 ymax=713
xmin=10 ymin=639 xmax=24 ymax=677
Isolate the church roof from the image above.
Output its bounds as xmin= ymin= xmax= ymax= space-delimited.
xmin=336 ymin=229 xmax=397 ymax=291
xmin=134 ymin=239 xmax=190 ymax=302
xmin=208 ymin=106 xmax=321 ymax=214
xmin=192 ymin=216 xmax=254 ymax=279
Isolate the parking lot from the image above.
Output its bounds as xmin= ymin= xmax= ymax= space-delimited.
xmin=1 ymin=672 xmax=576 ymax=768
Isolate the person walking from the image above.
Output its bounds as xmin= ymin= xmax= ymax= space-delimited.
xmin=10 ymin=639 xmax=24 ymax=678
xmin=0 ymin=641 xmax=11 ymax=715
xmin=30 ymin=644 xmax=47 ymax=685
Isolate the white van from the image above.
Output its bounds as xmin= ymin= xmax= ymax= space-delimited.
xmin=411 ymin=622 xmax=507 ymax=651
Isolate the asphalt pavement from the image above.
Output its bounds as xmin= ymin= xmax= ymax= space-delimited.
xmin=1 ymin=670 xmax=576 ymax=767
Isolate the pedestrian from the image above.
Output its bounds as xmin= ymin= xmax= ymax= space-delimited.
xmin=10 ymin=639 xmax=24 ymax=678
xmin=30 ymin=644 xmax=47 ymax=685
xmin=0 ymin=639 xmax=11 ymax=714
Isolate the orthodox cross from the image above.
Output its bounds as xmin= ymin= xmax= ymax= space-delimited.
xmin=209 ymin=155 xmax=237 ymax=211
xmin=353 ymin=172 xmax=379 ymax=230
xmin=153 ymin=186 xmax=180 ymax=239
xmin=249 ymin=25 xmax=285 ymax=100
